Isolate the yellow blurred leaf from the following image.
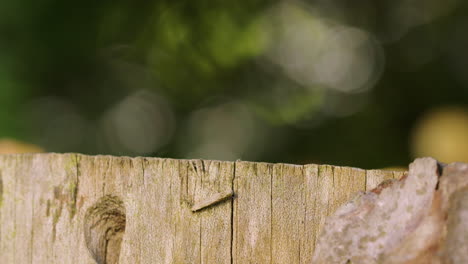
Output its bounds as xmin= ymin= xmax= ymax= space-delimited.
xmin=411 ymin=106 xmax=468 ymax=163
xmin=0 ymin=139 xmax=43 ymax=154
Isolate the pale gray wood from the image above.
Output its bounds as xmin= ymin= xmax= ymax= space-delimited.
xmin=32 ymin=154 xmax=85 ymax=264
xmin=271 ymin=163 xmax=304 ymax=263
xmin=392 ymin=170 xmax=406 ymax=182
xmin=312 ymin=158 xmax=468 ymax=263
xmin=314 ymin=165 xmax=334 ymax=246
xmin=0 ymin=153 xmax=410 ymax=263
xmin=197 ymin=160 xmax=234 ymax=264
xmin=79 ymin=155 xmax=132 ymax=264
xmin=0 ymin=155 xmax=16 ymax=264
xmin=366 ymin=169 xmax=397 ymax=191
xmin=332 ymin=166 xmax=366 ymax=213
xmin=233 ymin=161 xmax=272 ymax=264
xmin=300 ymin=164 xmax=319 ymax=264
xmin=171 ymin=159 xmax=200 ymax=264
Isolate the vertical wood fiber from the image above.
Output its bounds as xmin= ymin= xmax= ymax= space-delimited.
xmin=233 ymin=161 xmax=272 ymax=264
xmin=0 ymin=154 xmax=407 ymax=263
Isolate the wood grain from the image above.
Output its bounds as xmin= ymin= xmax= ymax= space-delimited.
xmin=0 ymin=153 xmax=408 ymax=263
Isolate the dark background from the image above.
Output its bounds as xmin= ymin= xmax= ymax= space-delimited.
xmin=1 ymin=0 xmax=468 ymax=169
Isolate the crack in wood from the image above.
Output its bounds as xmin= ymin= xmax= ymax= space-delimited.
xmin=191 ymin=190 xmax=234 ymax=212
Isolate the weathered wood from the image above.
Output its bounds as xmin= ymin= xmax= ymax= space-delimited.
xmin=233 ymin=161 xmax=272 ymax=264
xmin=313 ymin=158 xmax=468 ymax=264
xmin=0 ymin=153 xmax=408 ymax=263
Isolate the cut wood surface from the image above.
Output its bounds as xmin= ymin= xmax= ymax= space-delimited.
xmin=0 ymin=153 xmax=406 ymax=263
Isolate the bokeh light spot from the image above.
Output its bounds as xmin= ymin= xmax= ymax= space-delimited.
xmin=411 ymin=106 xmax=468 ymax=163
xmin=180 ymin=101 xmax=260 ymax=160
xmin=262 ymin=2 xmax=384 ymax=94
xmin=98 ymin=90 xmax=175 ymax=155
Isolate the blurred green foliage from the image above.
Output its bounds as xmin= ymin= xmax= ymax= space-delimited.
xmin=1 ymin=0 xmax=468 ymax=168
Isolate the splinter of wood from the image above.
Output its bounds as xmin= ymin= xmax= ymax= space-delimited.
xmin=191 ymin=190 xmax=234 ymax=212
